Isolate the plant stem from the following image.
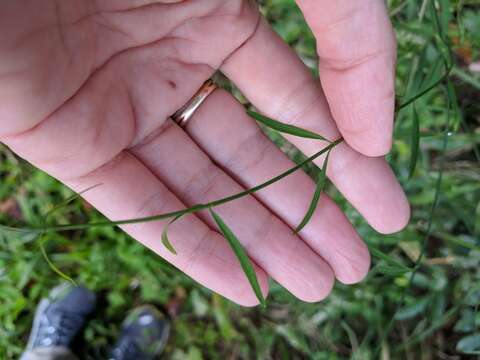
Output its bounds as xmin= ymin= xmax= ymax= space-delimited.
xmin=3 ymin=139 xmax=342 ymax=234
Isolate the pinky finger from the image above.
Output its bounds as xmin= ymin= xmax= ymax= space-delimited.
xmin=64 ymin=151 xmax=269 ymax=306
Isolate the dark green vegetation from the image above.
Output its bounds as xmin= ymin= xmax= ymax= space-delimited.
xmin=1 ymin=0 xmax=479 ymax=358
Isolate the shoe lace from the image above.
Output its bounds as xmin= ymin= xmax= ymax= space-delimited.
xmin=35 ymin=310 xmax=84 ymax=347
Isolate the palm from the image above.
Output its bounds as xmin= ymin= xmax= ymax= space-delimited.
xmin=1 ymin=0 xmax=257 ymax=171
xmin=1 ymin=0 xmax=410 ymax=305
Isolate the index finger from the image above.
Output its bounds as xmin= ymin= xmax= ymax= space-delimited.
xmin=295 ymin=0 xmax=396 ymax=157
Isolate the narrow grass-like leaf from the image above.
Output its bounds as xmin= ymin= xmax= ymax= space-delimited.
xmin=376 ymin=265 xmax=411 ymax=277
xmin=40 ymin=184 xmax=101 ymax=285
xmin=39 ymin=237 xmax=77 ymax=285
xmin=295 ymin=150 xmax=331 ymax=233
xmin=161 ymin=215 xmax=183 ymax=255
xmin=403 ymin=44 xmax=431 ymax=107
xmin=446 ymin=78 xmax=461 ymax=130
xmin=408 ymin=105 xmax=420 ymax=178
xmin=161 ymin=205 xmax=205 ymax=255
xmin=398 ymin=66 xmax=451 ymax=111
xmin=247 ymin=110 xmax=329 ymax=142
xmin=475 ymin=202 xmax=480 ymax=237
xmin=419 ymin=57 xmax=445 ymax=93
xmin=209 ymin=209 xmax=265 ymax=307
xmin=161 ymin=228 xmax=177 ymax=255
xmin=46 ymin=183 xmax=102 ymax=218
xmin=370 ymin=246 xmax=412 ymax=272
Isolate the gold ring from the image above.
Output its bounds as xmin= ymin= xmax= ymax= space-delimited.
xmin=171 ymin=79 xmax=218 ymax=128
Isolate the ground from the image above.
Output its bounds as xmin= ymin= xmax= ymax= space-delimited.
xmin=1 ymin=0 xmax=480 ymax=359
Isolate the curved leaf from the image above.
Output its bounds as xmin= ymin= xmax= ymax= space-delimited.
xmin=408 ymin=105 xmax=420 ymax=178
xmin=247 ymin=110 xmax=329 ymax=141
xmin=209 ymin=209 xmax=266 ymax=307
xmin=295 ymin=149 xmax=331 ymax=233
xmin=161 ymin=215 xmax=183 ymax=255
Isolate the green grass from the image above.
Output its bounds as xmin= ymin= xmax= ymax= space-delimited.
xmin=1 ymin=0 xmax=480 ymax=358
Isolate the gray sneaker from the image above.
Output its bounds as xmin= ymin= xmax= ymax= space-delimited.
xmin=109 ymin=305 xmax=170 ymax=360
xmin=24 ymin=283 xmax=96 ymax=351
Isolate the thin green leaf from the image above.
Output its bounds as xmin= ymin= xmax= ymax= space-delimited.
xmin=161 ymin=229 xmax=176 ymax=255
xmin=404 ymin=45 xmax=427 ymax=99
xmin=39 ymin=237 xmax=77 ymax=286
xmin=295 ymin=150 xmax=331 ymax=233
xmin=446 ymin=78 xmax=461 ymax=131
xmin=209 ymin=209 xmax=265 ymax=307
xmin=418 ymin=57 xmax=445 ymax=93
xmin=370 ymin=246 xmax=412 ymax=272
xmin=247 ymin=110 xmax=329 ymax=142
xmin=408 ymin=105 xmax=420 ymax=178
xmin=161 ymin=215 xmax=183 ymax=255
xmin=45 ymin=183 xmax=103 ymax=218
xmin=40 ymin=184 xmax=101 ymax=285
xmin=0 ymin=224 xmax=32 ymax=234
xmin=397 ymin=66 xmax=451 ymax=111
xmin=475 ymin=202 xmax=480 ymax=237
xmin=376 ymin=265 xmax=411 ymax=277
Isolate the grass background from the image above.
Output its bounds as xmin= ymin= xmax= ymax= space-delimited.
xmin=1 ymin=0 xmax=480 ymax=358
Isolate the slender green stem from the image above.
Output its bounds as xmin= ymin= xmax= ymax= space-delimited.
xmin=397 ymin=63 xmax=452 ymax=111
xmin=2 ymin=139 xmax=342 ymax=234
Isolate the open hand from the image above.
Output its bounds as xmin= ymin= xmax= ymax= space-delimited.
xmin=0 ymin=0 xmax=410 ymax=305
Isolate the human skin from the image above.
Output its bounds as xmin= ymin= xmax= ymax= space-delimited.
xmin=0 ymin=0 xmax=410 ymax=306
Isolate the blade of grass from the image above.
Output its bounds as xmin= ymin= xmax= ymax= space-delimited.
xmin=404 ymin=45 xmax=428 ymax=99
xmin=209 ymin=209 xmax=265 ymax=307
xmin=39 ymin=237 xmax=77 ymax=285
xmin=40 ymin=184 xmax=101 ymax=285
xmin=161 ymin=230 xmax=177 ymax=255
xmin=247 ymin=110 xmax=329 ymax=142
xmin=430 ymin=0 xmax=454 ymax=78
xmin=475 ymin=202 xmax=480 ymax=237
xmin=295 ymin=149 xmax=331 ymax=233
xmin=45 ymin=183 xmax=102 ymax=218
xmin=409 ymin=105 xmax=420 ymax=178
xmin=370 ymin=246 xmax=412 ymax=272
xmin=398 ymin=62 xmax=452 ymax=111
xmin=376 ymin=265 xmax=412 ymax=277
